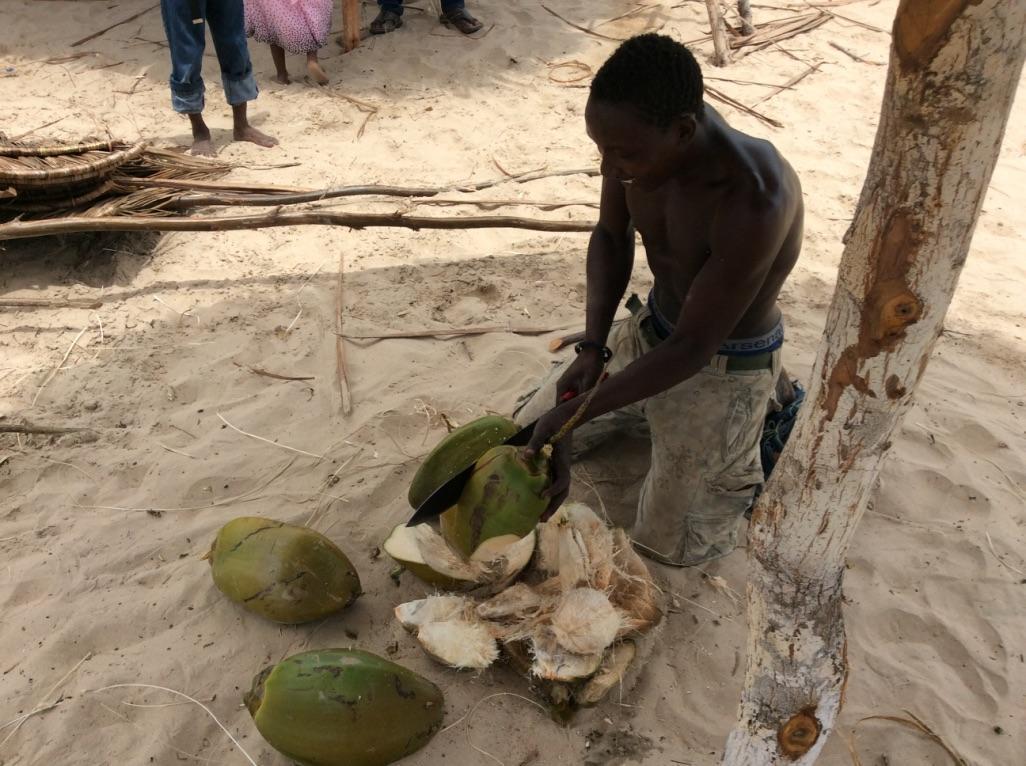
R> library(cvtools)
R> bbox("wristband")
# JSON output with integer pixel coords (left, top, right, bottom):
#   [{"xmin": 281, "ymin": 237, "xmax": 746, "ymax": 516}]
[{"xmin": 574, "ymin": 341, "xmax": 613, "ymax": 363}]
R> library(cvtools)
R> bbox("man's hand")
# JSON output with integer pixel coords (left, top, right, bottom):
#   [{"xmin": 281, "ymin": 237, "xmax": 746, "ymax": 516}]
[
  {"xmin": 555, "ymin": 348, "xmax": 605, "ymax": 405},
  {"xmin": 523, "ymin": 402, "xmax": 575, "ymax": 519}
]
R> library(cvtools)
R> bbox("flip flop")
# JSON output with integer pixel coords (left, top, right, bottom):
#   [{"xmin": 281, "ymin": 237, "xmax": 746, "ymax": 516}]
[{"xmin": 439, "ymin": 8, "xmax": 483, "ymax": 34}]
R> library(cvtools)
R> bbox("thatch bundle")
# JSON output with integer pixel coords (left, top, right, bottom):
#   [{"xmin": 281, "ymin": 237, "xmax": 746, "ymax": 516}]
[
  {"xmin": 0, "ymin": 134, "xmax": 597, "ymax": 241},
  {"xmin": 0, "ymin": 137, "xmax": 230, "ymax": 219}
]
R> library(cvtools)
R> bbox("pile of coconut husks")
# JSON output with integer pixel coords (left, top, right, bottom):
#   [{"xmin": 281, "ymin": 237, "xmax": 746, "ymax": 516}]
[{"xmin": 386, "ymin": 503, "xmax": 664, "ymax": 718}]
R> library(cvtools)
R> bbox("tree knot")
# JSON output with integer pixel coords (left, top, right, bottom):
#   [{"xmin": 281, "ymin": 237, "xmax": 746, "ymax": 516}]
[{"xmin": 778, "ymin": 707, "xmax": 821, "ymax": 760}]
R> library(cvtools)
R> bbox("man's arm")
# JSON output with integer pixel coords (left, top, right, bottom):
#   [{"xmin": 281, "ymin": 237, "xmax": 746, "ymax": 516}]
[
  {"xmin": 584, "ymin": 177, "xmax": 634, "ymax": 347},
  {"xmin": 528, "ymin": 191, "xmax": 791, "ymax": 452}
]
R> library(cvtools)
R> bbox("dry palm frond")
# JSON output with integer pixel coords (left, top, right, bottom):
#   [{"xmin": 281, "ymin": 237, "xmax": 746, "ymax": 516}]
[{"xmin": 0, "ymin": 137, "xmax": 231, "ymax": 222}]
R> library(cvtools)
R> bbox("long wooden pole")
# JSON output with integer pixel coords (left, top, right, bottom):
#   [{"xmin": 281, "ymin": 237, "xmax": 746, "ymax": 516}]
[{"xmin": 0, "ymin": 211, "xmax": 594, "ymax": 241}]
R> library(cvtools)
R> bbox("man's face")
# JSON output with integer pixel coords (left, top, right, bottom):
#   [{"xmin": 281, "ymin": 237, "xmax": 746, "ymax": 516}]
[{"xmin": 585, "ymin": 99, "xmax": 689, "ymax": 190}]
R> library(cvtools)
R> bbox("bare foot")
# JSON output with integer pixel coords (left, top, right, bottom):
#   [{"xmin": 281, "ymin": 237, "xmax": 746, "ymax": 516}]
[
  {"xmin": 270, "ymin": 44, "xmax": 290, "ymax": 86},
  {"xmin": 306, "ymin": 57, "xmax": 329, "ymax": 86},
  {"xmin": 190, "ymin": 136, "xmax": 217, "ymax": 156},
  {"xmin": 187, "ymin": 113, "xmax": 216, "ymax": 156},
  {"xmin": 234, "ymin": 124, "xmax": 278, "ymax": 148}
]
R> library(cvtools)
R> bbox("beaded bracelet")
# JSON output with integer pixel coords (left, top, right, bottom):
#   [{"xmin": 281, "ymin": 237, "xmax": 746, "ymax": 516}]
[{"xmin": 574, "ymin": 340, "xmax": 613, "ymax": 363}]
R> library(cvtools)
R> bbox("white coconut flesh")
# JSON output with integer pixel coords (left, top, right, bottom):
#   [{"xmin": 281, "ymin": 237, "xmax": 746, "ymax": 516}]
[
  {"xmin": 394, "ymin": 595, "xmax": 472, "ymax": 632},
  {"xmin": 550, "ymin": 587, "xmax": 623, "ymax": 655},
  {"xmin": 530, "ymin": 627, "xmax": 603, "ymax": 681},
  {"xmin": 578, "ymin": 640, "xmax": 637, "ymax": 705},
  {"xmin": 417, "ymin": 619, "xmax": 499, "ymax": 669}
]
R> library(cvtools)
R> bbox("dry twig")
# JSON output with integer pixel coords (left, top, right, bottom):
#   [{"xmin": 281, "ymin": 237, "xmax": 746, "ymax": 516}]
[{"xmin": 71, "ymin": 4, "xmax": 159, "ymax": 47}]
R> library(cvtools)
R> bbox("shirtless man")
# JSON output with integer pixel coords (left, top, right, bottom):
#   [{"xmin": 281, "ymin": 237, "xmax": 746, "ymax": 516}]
[
  {"xmin": 517, "ymin": 34, "xmax": 803, "ymax": 567},
  {"xmin": 161, "ymin": 0, "xmax": 277, "ymax": 156}
]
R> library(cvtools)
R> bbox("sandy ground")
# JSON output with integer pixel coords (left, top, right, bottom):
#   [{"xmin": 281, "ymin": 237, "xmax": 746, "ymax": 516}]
[{"xmin": 2, "ymin": 1, "xmax": 1025, "ymax": 764}]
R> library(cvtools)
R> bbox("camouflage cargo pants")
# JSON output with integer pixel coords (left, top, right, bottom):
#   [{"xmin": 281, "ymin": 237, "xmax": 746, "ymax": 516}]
[{"xmin": 514, "ymin": 304, "xmax": 781, "ymax": 567}]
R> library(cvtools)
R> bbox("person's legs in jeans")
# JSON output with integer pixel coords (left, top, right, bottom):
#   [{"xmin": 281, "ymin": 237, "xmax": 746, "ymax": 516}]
[
  {"xmin": 205, "ymin": 0, "xmax": 277, "ymax": 148},
  {"xmin": 160, "ymin": 0, "xmax": 211, "ymax": 154}
]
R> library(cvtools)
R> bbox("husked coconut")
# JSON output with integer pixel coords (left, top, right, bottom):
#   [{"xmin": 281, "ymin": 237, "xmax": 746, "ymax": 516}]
[
  {"xmin": 414, "ymin": 524, "xmax": 490, "ymax": 583},
  {"xmin": 417, "ymin": 619, "xmax": 499, "ymax": 670},
  {"xmin": 530, "ymin": 626, "xmax": 603, "ymax": 681},
  {"xmin": 578, "ymin": 641, "xmax": 637, "ymax": 706},
  {"xmin": 535, "ymin": 513, "xmax": 564, "ymax": 575},
  {"xmin": 474, "ymin": 530, "xmax": 537, "ymax": 591},
  {"xmin": 568, "ymin": 508, "xmax": 615, "ymax": 590},
  {"xmin": 558, "ymin": 528, "xmax": 591, "ymax": 591},
  {"xmin": 383, "ymin": 523, "xmax": 480, "ymax": 589},
  {"xmin": 550, "ymin": 588, "xmax": 623, "ymax": 655},
  {"xmin": 475, "ymin": 583, "xmax": 544, "ymax": 620},
  {"xmin": 395, "ymin": 596, "xmax": 473, "ymax": 632},
  {"xmin": 609, "ymin": 529, "xmax": 663, "ymax": 634}
]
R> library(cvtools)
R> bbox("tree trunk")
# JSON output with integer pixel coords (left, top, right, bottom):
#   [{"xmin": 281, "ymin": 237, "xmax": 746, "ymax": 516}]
[
  {"xmin": 704, "ymin": 0, "xmax": 731, "ymax": 67},
  {"xmin": 342, "ymin": 0, "xmax": 361, "ymax": 52},
  {"xmin": 724, "ymin": 1, "xmax": 1026, "ymax": 763},
  {"xmin": 737, "ymin": 0, "xmax": 754, "ymax": 36}
]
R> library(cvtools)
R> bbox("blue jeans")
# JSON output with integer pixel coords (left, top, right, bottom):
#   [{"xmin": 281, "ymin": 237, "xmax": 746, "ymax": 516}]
[
  {"xmin": 160, "ymin": 0, "xmax": 258, "ymax": 114},
  {"xmin": 379, "ymin": 0, "xmax": 465, "ymax": 14}
]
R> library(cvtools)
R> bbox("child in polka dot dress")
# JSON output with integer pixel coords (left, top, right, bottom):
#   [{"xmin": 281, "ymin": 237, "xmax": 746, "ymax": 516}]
[{"xmin": 245, "ymin": 0, "xmax": 334, "ymax": 85}]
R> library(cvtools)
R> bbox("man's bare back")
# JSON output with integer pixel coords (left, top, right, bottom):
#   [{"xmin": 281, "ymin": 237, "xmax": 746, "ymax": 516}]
[{"xmin": 525, "ymin": 34, "xmax": 804, "ymax": 526}]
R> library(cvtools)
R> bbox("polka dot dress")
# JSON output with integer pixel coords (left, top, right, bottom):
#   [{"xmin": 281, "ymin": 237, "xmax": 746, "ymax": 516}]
[{"xmin": 245, "ymin": 0, "xmax": 333, "ymax": 54}]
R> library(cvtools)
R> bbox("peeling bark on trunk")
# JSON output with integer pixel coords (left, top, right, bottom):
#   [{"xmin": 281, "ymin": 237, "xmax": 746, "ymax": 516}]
[{"xmin": 723, "ymin": 1, "xmax": 1026, "ymax": 763}]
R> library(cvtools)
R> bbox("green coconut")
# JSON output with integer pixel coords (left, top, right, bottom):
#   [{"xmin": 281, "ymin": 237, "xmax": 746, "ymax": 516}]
[
  {"xmin": 408, "ymin": 415, "xmax": 520, "ymax": 509},
  {"xmin": 207, "ymin": 516, "xmax": 360, "ymax": 624},
  {"xmin": 245, "ymin": 649, "xmax": 444, "ymax": 766},
  {"xmin": 441, "ymin": 444, "xmax": 550, "ymax": 557}
]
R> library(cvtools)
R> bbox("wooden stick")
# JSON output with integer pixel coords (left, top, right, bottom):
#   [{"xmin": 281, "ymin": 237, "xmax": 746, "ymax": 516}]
[
  {"xmin": 0, "ymin": 422, "xmax": 95, "ymax": 435},
  {"xmin": 341, "ymin": 0, "xmax": 361, "ymax": 52},
  {"xmin": 705, "ymin": 85, "xmax": 783, "ymax": 128},
  {"xmin": 116, "ymin": 176, "xmax": 307, "ymax": 194},
  {"xmin": 829, "ymin": 40, "xmax": 883, "ymax": 65},
  {"xmin": 0, "ymin": 211, "xmax": 595, "ymax": 241},
  {"xmin": 753, "ymin": 61, "xmax": 822, "ymax": 105},
  {"xmin": 340, "ymin": 324, "xmax": 569, "ymax": 341},
  {"xmin": 704, "ymin": 0, "xmax": 732, "ymax": 66},
  {"xmin": 547, "ymin": 330, "xmax": 587, "ymax": 353},
  {"xmin": 540, "ymin": 4, "xmax": 626, "ymax": 42},
  {"xmin": 32, "ymin": 326, "xmax": 88, "ymax": 407},
  {"xmin": 335, "ymin": 254, "xmax": 352, "ymax": 415},
  {"xmin": 0, "ymin": 297, "xmax": 103, "ymax": 310},
  {"xmin": 70, "ymin": 4, "xmax": 159, "ymax": 47},
  {"xmin": 738, "ymin": 0, "xmax": 755, "ymax": 35},
  {"xmin": 169, "ymin": 167, "xmax": 600, "ymax": 208},
  {"xmin": 231, "ymin": 362, "xmax": 314, "ymax": 382}
]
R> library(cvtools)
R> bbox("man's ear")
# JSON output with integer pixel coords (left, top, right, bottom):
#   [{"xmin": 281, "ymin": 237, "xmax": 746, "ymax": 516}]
[{"xmin": 677, "ymin": 114, "xmax": 697, "ymax": 145}]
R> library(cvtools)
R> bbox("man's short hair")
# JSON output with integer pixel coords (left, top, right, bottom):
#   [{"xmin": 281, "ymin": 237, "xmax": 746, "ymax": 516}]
[{"xmin": 590, "ymin": 33, "xmax": 705, "ymax": 127}]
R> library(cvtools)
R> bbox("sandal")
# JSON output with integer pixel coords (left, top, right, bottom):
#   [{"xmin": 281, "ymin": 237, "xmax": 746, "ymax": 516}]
[
  {"xmin": 369, "ymin": 9, "xmax": 403, "ymax": 35},
  {"xmin": 440, "ymin": 8, "xmax": 483, "ymax": 35}
]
